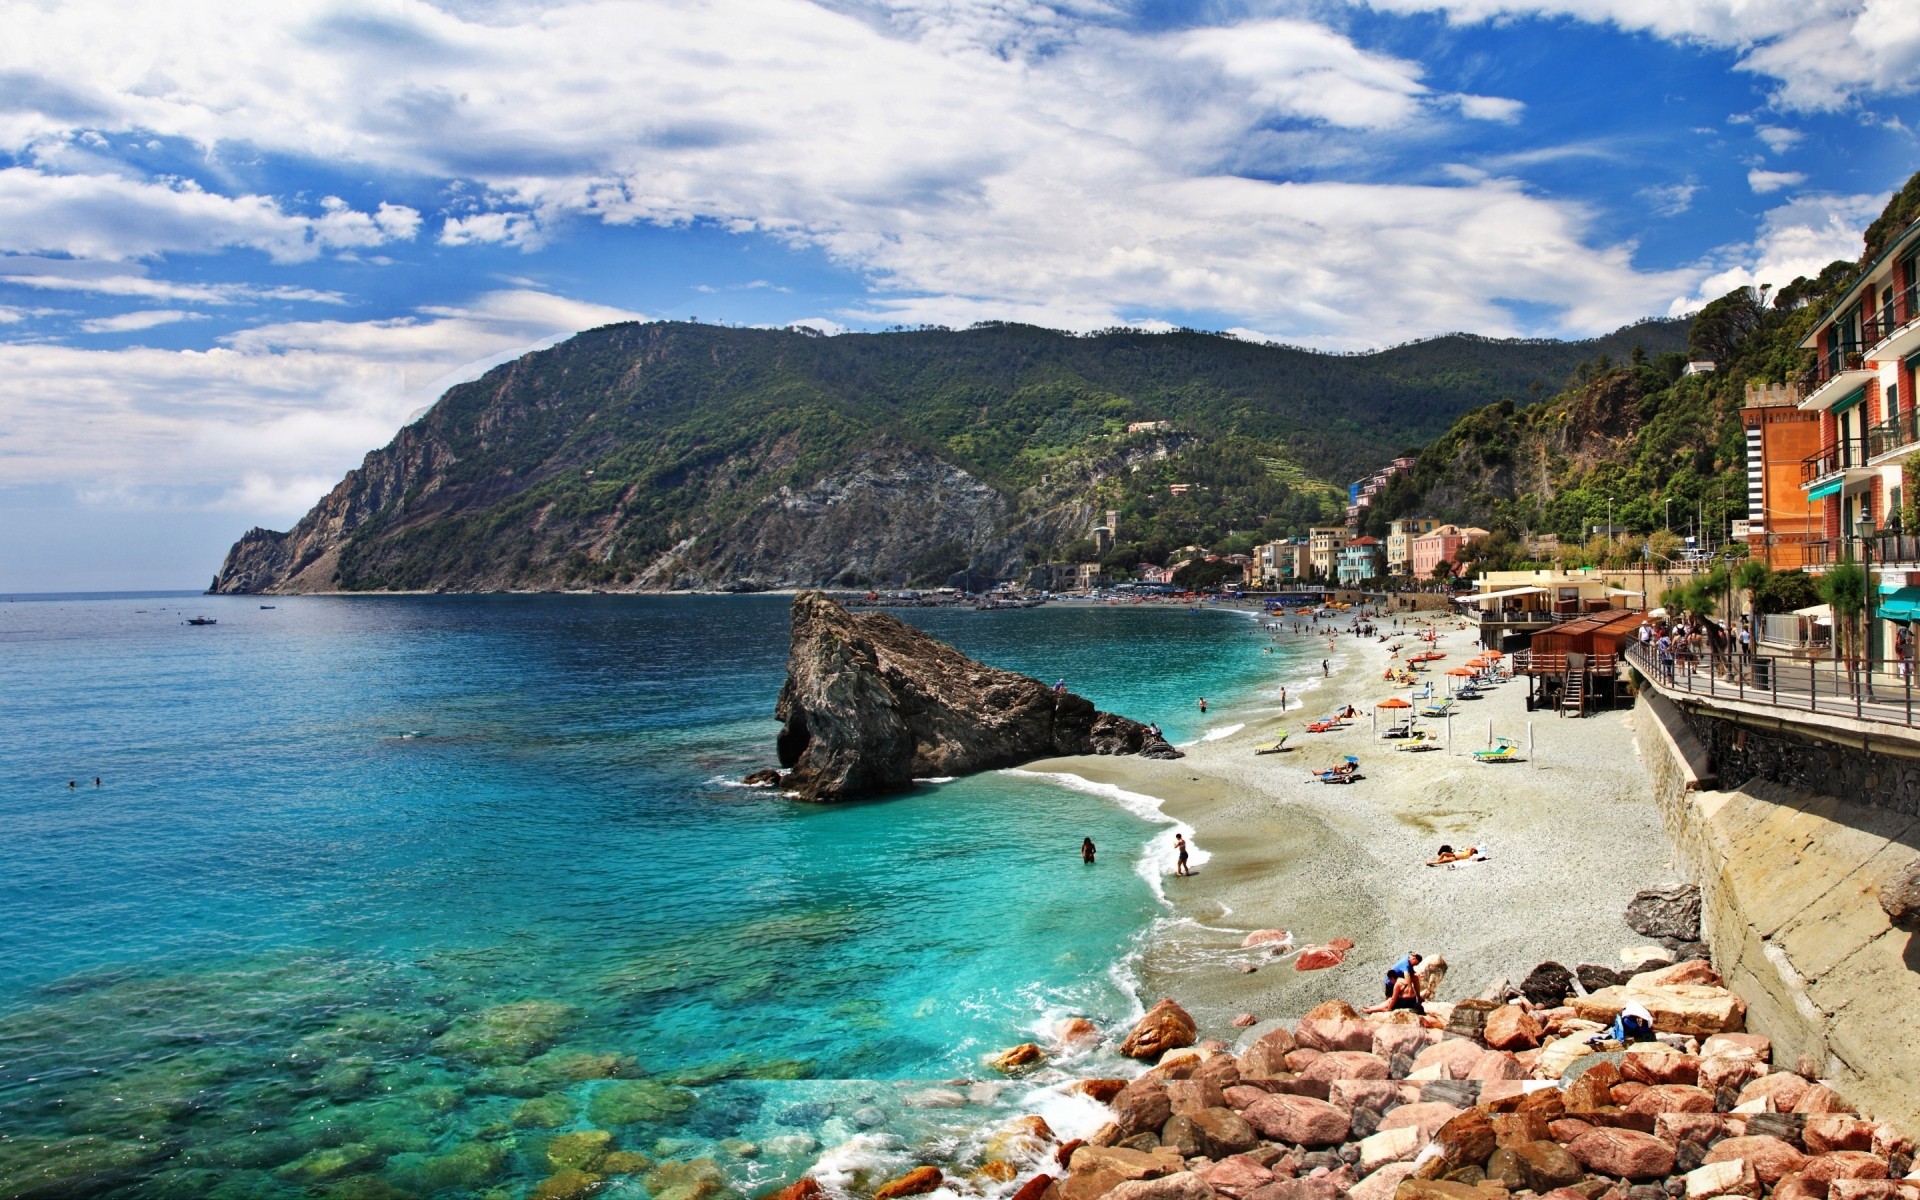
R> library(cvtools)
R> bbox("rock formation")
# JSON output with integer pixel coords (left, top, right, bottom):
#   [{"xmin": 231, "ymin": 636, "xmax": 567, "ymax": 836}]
[{"xmin": 765, "ymin": 591, "xmax": 1179, "ymax": 801}]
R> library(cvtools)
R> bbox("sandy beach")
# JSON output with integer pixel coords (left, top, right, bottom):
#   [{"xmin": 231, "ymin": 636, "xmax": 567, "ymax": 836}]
[{"xmin": 1025, "ymin": 609, "xmax": 1679, "ymax": 1035}]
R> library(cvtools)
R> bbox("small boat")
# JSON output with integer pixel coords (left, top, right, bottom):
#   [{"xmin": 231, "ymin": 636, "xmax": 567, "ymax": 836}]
[
  {"xmin": 259, "ymin": 605, "xmax": 276, "ymax": 609},
  {"xmin": 186, "ymin": 616, "xmax": 217, "ymax": 626}
]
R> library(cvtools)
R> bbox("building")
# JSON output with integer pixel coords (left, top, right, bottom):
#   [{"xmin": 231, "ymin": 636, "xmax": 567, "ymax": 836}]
[
  {"xmin": 1127, "ymin": 421, "xmax": 1172, "ymax": 434},
  {"xmin": 1344, "ymin": 458, "xmax": 1419, "ymax": 525},
  {"xmin": 1742, "ymin": 383, "xmax": 1824, "ymax": 568},
  {"xmin": 1027, "ymin": 562, "xmax": 1105, "ymax": 592},
  {"xmin": 1307, "ymin": 526, "xmax": 1348, "ymax": 579},
  {"xmin": 1335, "ymin": 537, "xmax": 1384, "ymax": 586},
  {"xmin": 1387, "ymin": 518, "xmax": 1441, "ymax": 576},
  {"xmin": 1410, "ymin": 524, "xmax": 1490, "ymax": 581},
  {"xmin": 1795, "ymin": 210, "xmax": 1920, "ymax": 670},
  {"xmin": 1457, "ymin": 570, "xmax": 1624, "ymax": 648}
]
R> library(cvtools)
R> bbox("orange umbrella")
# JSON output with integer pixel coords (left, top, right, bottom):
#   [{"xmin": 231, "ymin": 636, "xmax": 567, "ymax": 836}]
[
  {"xmin": 1447, "ymin": 667, "xmax": 1476, "ymax": 677},
  {"xmin": 1378, "ymin": 696, "xmax": 1413, "ymax": 708},
  {"xmin": 1467, "ymin": 658, "xmax": 1489, "ymax": 667},
  {"xmin": 1485, "ymin": 650, "xmax": 1505, "ymax": 659}
]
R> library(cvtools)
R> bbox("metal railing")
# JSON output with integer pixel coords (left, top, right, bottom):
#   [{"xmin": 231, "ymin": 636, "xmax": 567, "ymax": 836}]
[
  {"xmin": 1627, "ymin": 641, "xmax": 1920, "ymax": 728},
  {"xmin": 1801, "ymin": 533, "xmax": 1920, "ymax": 567},
  {"xmin": 1862, "ymin": 285, "xmax": 1919, "ymax": 349},
  {"xmin": 1802, "ymin": 438, "xmax": 1866, "ymax": 483},
  {"xmin": 1513, "ymin": 650, "xmax": 1618, "ymax": 677},
  {"xmin": 1797, "ymin": 349, "xmax": 1868, "ymax": 400},
  {"xmin": 1868, "ymin": 406, "xmax": 1920, "ymax": 459}
]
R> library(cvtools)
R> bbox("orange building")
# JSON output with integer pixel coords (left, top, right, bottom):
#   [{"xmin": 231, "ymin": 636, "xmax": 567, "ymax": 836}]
[{"xmin": 1741, "ymin": 384, "xmax": 1824, "ymax": 568}]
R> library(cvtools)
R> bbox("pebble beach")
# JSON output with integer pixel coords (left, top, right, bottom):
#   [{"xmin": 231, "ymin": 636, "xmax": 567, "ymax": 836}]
[{"xmin": 1024, "ymin": 609, "xmax": 1681, "ymax": 1031}]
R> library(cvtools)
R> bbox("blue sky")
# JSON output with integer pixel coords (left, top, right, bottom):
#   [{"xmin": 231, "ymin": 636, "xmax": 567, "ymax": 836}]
[{"xmin": 2, "ymin": 0, "xmax": 1918, "ymax": 590}]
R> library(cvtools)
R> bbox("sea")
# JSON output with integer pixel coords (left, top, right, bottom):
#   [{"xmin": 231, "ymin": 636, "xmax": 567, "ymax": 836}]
[{"xmin": 0, "ymin": 593, "xmax": 1326, "ymax": 1200}]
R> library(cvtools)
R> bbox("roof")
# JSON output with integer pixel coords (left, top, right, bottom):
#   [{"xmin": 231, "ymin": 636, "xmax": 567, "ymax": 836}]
[
  {"xmin": 1347, "ymin": 536, "xmax": 1381, "ymax": 546},
  {"xmin": 1454, "ymin": 585, "xmax": 1547, "ymax": 604}
]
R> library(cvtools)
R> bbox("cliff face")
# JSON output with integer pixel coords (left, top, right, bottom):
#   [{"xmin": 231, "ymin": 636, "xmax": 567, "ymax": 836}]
[
  {"xmin": 768, "ymin": 591, "xmax": 1178, "ymax": 800},
  {"xmin": 210, "ymin": 318, "xmax": 1690, "ymax": 595}
]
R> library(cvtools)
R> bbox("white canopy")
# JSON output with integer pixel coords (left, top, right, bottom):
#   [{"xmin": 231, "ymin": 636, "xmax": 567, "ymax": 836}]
[
  {"xmin": 1606, "ymin": 587, "xmax": 1643, "ymax": 596},
  {"xmin": 1454, "ymin": 586, "xmax": 1547, "ymax": 605},
  {"xmin": 1794, "ymin": 603, "xmax": 1834, "ymax": 625}
]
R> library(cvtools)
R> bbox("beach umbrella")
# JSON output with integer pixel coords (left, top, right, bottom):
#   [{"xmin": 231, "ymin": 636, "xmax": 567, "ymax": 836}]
[
  {"xmin": 1447, "ymin": 667, "xmax": 1475, "ymax": 677},
  {"xmin": 1378, "ymin": 696, "xmax": 1412, "ymax": 708},
  {"xmin": 1486, "ymin": 650, "xmax": 1505, "ymax": 659}
]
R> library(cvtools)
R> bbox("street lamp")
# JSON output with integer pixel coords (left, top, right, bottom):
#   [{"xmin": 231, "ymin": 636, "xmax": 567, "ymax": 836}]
[{"xmin": 1665, "ymin": 498, "xmax": 1671, "ymax": 533}]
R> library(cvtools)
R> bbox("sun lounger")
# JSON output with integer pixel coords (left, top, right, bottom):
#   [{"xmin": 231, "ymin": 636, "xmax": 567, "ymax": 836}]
[
  {"xmin": 1253, "ymin": 731, "xmax": 1291, "ymax": 754},
  {"xmin": 1474, "ymin": 737, "xmax": 1522, "ymax": 763}
]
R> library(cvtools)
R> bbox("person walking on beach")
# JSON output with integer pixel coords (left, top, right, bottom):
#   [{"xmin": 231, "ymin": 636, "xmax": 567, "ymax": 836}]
[
  {"xmin": 1173, "ymin": 834, "xmax": 1191, "ymax": 876},
  {"xmin": 1081, "ymin": 837, "xmax": 1096, "ymax": 864},
  {"xmin": 1280, "ymin": 686, "xmax": 1287, "ymax": 708},
  {"xmin": 1321, "ymin": 659, "xmax": 1329, "ymax": 677}
]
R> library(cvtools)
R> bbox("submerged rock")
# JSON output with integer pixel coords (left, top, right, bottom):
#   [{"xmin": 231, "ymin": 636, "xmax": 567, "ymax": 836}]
[{"xmin": 766, "ymin": 591, "xmax": 1179, "ymax": 800}]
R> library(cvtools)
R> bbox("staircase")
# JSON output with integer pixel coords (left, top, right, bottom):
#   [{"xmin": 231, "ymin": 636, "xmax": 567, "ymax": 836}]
[{"xmin": 1559, "ymin": 668, "xmax": 1585, "ymax": 717}]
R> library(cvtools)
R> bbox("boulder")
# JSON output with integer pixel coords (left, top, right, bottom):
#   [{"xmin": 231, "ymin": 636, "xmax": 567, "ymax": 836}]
[
  {"xmin": 1393, "ymin": 1180, "xmax": 1508, "ymax": 1200},
  {"xmin": 1241, "ymin": 1094, "xmax": 1353, "ymax": 1146},
  {"xmin": 1415, "ymin": 1109, "xmax": 1497, "ymax": 1179},
  {"xmin": 1123, "ymin": 1001, "xmax": 1200, "ymax": 1061},
  {"xmin": 1114, "ymin": 1080, "xmax": 1174, "ymax": 1137},
  {"xmin": 1740, "ymin": 1075, "xmax": 1811, "ymax": 1113},
  {"xmin": 1168, "ymin": 1078, "xmax": 1229, "ymax": 1116},
  {"xmin": 1467, "ymin": 1051, "xmax": 1528, "ymax": 1082},
  {"xmin": 1698, "ymin": 1056, "xmax": 1764, "ymax": 1096},
  {"xmin": 1805, "ymin": 1118, "xmax": 1878, "ymax": 1155},
  {"xmin": 1521, "ymin": 963, "xmax": 1576, "ymax": 1008},
  {"xmin": 1233, "ymin": 1014, "xmax": 1258, "ymax": 1028},
  {"xmin": 1684, "ymin": 1159, "xmax": 1761, "ymax": 1199},
  {"xmin": 1243, "ymin": 930, "xmax": 1295, "ymax": 950},
  {"xmin": 1570, "ymin": 985, "xmax": 1746, "ymax": 1037},
  {"xmin": 1828, "ymin": 1183, "xmax": 1920, "ymax": 1200},
  {"xmin": 1374, "ymin": 1023, "xmax": 1440, "ymax": 1063},
  {"xmin": 1358, "ymin": 1127, "xmax": 1426, "ymax": 1175},
  {"xmin": 1295, "ymin": 1019, "xmax": 1377, "ymax": 1053},
  {"xmin": 1301, "ymin": 1052, "xmax": 1389, "ymax": 1082},
  {"xmin": 1620, "ymin": 1048, "xmax": 1699, "ymax": 1086},
  {"xmin": 1704, "ymin": 1137, "xmax": 1808, "ymax": 1185},
  {"xmin": 1412, "ymin": 1039, "xmax": 1486, "ymax": 1080},
  {"xmin": 1484, "ymin": 1007, "xmax": 1543, "ymax": 1052},
  {"xmin": 1186, "ymin": 1109, "xmax": 1260, "ymax": 1159},
  {"xmin": 1793, "ymin": 1085, "xmax": 1855, "ymax": 1116},
  {"xmin": 1446, "ymin": 1000, "xmax": 1499, "ymax": 1042},
  {"xmin": 1059, "ymin": 1018, "xmax": 1104, "ymax": 1048},
  {"xmin": 1655, "ymin": 1114, "xmax": 1736, "ymax": 1148},
  {"xmin": 1294, "ymin": 946, "xmax": 1350, "ymax": 972},
  {"xmin": 1567, "ymin": 1128, "xmax": 1678, "ymax": 1180},
  {"xmin": 1801, "ymin": 1152, "xmax": 1889, "ymax": 1191},
  {"xmin": 1349, "ymin": 1164, "xmax": 1419, "ymax": 1200},
  {"xmin": 1625, "ymin": 885, "xmax": 1702, "ymax": 941},
  {"xmin": 1075, "ymin": 1079, "xmax": 1130, "ymax": 1104},
  {"xmin": 1579, "ymin": 964, "xmax": 1631, "ymax": 992},
  {"xmin": 1203, "ymin": 1156, "xmax": 1276, "ymax": 1198},
  {"xmin": 1633, "ymin": 960, "xmax": 1722, "ymax": 989},
  {"xmin": 1011, "ymin": 1177, "xmax": 1056, "ymax": 1200},
  {"xmin": 874, "ymin": 1167, "xmax": 944, "ymax": 1200},
  {"xmin": 992, "ymin": 1044, "xmax": 1049, "ymax": 1074},
  {"xmin": 1511, "ymin": 1140, "xmax": 1586, "ymax": 1192},
  {"xmin": 1380, "ymin": 1102, "xmax": 1464, "ymax": 1140},
  {"xmin": 1878, "ymin": 858, "xmax": 1920, "ymax": 931},
  {"xmin": 1703, "ymin": 1034, "xmax": 1771, "ymax": 1061},
  {"xmin": 773, "ymin": 592, "xmax": 1172, "ymax": 800},
  {"xmin": 1107, "ymin": 1171, "xmax": 1217, "ymax": 1200},
  {"xmin": 1626, "ymin": 1086, "xmax": 1716, "ymax": 1116},
  {"xmin": 1241, "ymin": 1028, "xmax": 1298, "ymax": 1079}
]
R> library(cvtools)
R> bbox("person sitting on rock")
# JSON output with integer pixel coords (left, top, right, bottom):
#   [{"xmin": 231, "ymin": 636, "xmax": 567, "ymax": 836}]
[
  {"xmin": 1365, "ymin": 969, "xmax": 1425, "ymax": 1016},
  {"xmin": 1591, "ymin": 999, "xmax": 1655, "ymax": 1046},
  {"xmin": 1385, "ymin": 952, "xmax": 1423, "ymax": 997}
]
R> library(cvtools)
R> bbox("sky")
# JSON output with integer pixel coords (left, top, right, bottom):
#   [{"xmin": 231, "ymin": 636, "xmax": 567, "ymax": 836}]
[{"xmin": 2, "ymin": 0, "xmax": 1918, "ymax": 591}]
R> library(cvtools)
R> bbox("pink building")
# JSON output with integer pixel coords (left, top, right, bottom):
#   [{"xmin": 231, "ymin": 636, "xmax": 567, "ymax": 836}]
[{"xmin": 1410, "ymin": 524, "xmax": 1489, "ymax": 580}]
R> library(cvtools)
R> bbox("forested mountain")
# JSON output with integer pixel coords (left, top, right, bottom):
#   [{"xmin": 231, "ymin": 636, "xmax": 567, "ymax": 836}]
[{"xmin": 211, "ymin": 318, "xmax": 1687, "ymax": 593}]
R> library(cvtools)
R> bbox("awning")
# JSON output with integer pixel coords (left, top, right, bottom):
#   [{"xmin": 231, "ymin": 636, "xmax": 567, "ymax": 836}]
[
  {"xmin": 1807, "ymin": 478, "xmax": 1843, "ymax": 501},
  {"xmin": 1880, "ymin": 587, "xmax": 1920, "ymax": 622},
  {"xmin": 1454, "ymin": 585, "xmax": 1547, "ymax": 605},
  {"xmin": 1606, "ymin": 587, "xmax": 1643, "ymax": 596}
]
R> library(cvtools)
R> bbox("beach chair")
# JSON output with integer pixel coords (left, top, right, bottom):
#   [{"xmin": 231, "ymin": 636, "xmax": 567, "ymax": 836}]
[
  {"xmin": 1474, "ymin": 737, "xmax": 1522, "ymax": 763},
  {"xmin": 1253, "ymin": 730, "xmax": 1291, "ymax": 754},
  {"xmin": 1312, "ymin": 756, "xmax": 1361, "ymax": 784},
  {"xmin": 1380, "ymin": 718, "xmax": 1415, "ymax": 739},
  {"xmin": 1396, "ymin": 732, "xmax": 1442, "ymax": 752},
  {"xmin": 1420, "ymin": 698, "xmax": 1452, "ymax": 718}
]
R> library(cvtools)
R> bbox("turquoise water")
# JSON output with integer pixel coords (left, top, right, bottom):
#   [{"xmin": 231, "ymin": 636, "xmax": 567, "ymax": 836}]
[{"xmin": 0, "ymin": 594, "xmax": 1298, "ymax": 1199}]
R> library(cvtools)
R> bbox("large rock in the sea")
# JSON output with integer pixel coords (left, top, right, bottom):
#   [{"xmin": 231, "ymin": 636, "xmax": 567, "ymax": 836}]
[
  {"xmin": 771, "ymin": 591, "xmax": 1178, "ymax": 799},
  {"xmin": 1120, "ymin": 1000, "xmax": 1199, "ymax": 1061}
]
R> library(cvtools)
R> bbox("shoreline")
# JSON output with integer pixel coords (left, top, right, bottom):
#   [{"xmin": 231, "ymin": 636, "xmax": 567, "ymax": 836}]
[{"xmin": 1026, "ymin": 609, "xmax": 1680, "ymax": 1035}]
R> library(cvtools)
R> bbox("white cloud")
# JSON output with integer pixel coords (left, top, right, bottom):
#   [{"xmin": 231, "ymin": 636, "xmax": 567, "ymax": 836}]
[
  {"xmin": 1748, "ymin": 168, "xmax": 1808, "ymax": 193},
  {"xmin": 78, "ymin": 309, "xmax": 208, "ymax": 333},
  {"xmin": 439, "ymin": 210, "xmax": 546, "ymax": 250},
  {"xmin": 1639, "ymin": 181, "xmax": 1700, "ymax": 216},
  {"xmin": 0, "ymin": 167, "xmax": 419, "ymax": 262},
  {"xmin": 1454, "ymin": 94, "xmax": 1526, "ymax": 122},
  {"xmin": 1348, "ymin": 0, "xmax": 1920, "ymax": 111},
  {"xmin": 0, "ymin": 289, "xmax": 646, "ymax": 520},
  {"xmin": 1669, "ymin": 191, "xmax": 1887, "ymax": 314},
  {"xmin": 1756, "ymin": 124, "xmax": 1803, "ymax": 153},
  {"xmin": 0, "ymin": 258, "xmax": 347, "ymax": 305}
]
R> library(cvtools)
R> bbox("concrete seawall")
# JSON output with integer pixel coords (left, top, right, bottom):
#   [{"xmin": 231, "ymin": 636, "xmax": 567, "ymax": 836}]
[{"xmin": 1631, "ymin": 689, "xmax": 1920, "ymax": 1132}]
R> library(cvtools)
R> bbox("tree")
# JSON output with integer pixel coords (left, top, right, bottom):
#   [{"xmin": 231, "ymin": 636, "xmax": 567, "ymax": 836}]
[
  {"xmin": 1820, "ymin": 560, "xmax": 1869, "ymax": 693},
  {"xmin": 1688, "ymin": 286, "xmax": 1766, "ymax": 366}
]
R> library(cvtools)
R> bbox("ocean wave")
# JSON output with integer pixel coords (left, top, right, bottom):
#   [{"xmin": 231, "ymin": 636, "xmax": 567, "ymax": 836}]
[
  {"xmin": 1201, "ymin": 722, "xmax": 1244, "ymax": 742},
  {"xmin": 1001, "ymin": 769, "xmax": 1210, "ymax": 906}
]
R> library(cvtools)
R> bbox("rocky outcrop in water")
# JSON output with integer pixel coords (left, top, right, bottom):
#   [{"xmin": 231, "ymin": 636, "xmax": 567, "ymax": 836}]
[{"xmin": 764, "ymin": 591, "xmax": 1179, "ymax": 801}]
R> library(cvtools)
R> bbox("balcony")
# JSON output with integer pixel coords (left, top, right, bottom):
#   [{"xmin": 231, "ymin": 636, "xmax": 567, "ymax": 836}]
[
  {"xmin": 1865, "ymin": 284, "xmax": 1920, "ymax": 363},
  {"xmin": 1868, "ymin": 406, "xmax": 1920, "ymax": 463},
  {"xmin": 1801, "ymin": 440, "xmax": 1875, "ymax": 487},
  {"xmin": 1796, "ymin": 349, "xmax": 1875, "ymax": 411},
  {"xmin": 1803, "ymin": 534, "xmax": 1920, "ymax": 568}
]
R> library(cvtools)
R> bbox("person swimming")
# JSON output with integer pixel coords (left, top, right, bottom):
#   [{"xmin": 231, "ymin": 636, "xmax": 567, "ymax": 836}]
[{"xmin": 1081, "ymin": 837, "xmax": 1096, "ymax": 864}]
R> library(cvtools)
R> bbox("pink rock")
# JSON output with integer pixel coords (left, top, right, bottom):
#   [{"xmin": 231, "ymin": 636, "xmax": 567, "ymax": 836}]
[
  {"xmin": 1202, "ymin": 1154, "xmax": 1276, "ymax": 1198},
  {"xmin": 1232, "ymin": 1014, "xmax": 1259, "ymax": 1028},
  {"xmin": 1795, "ymin": 1085, "xmax": 1856, "ymax": 1116},
  {"xmin": 1239, "ymin": 1027, "xmax": 1297, "ymax": 1079},
  {"xmin": 1567, "ymin": 1127, "xmax": 1678, "ymax": 1180},
  {"xmin": 1328, "ymin": 1079, "xmax": 1413, "ymax": 1113},
  {"xmin": 1828, "ymin": 1183, "xmax": 1920, "ymax": 1200},
  {"xmin": 1740, "ymin": 1073, "xmax": 1811, "ymax": 1112},
  {"xmin": 1621, "ymin": 1049, "xmax": 1700, "ymax": 1086},
  {"xmin": 1240, "ymin": 1093, "xmax": 1352, "ymax": 1147},
  {"xmin": 1372, "ymin": 1022, "xmax": 1439, "ymax": 1062},
  {"xmin": 1467, "ymin": 1050, "xmax": 1528, "ymax": 1081},
  {"xmin": 1805, "ymin": 1117, "xmax": 1878, "ymax": 1155},
  {"xmin": 1106, "ymin": 1172, "xmax": 1216, "ymax": 1200},
  {"xmin": 1293, "ymin": 1018, "xmax": 1375, "ymax": 1053},
  {"xmin": 1378, "ymin": 1101, "xmax": 1462, "ymax": 1140},
  {"xmin": 1479, "ymin": 1079, "xmax": 1532, "ymax": 1107},
  {"xmin": 1635, "ymin": 960, "xmax": 1723, "ymax": 988},
  {"xmin": 1655, "ymin": 1114, "xmax": 1733, "ymax": 1147},
  {"xmin": 1484, "ymin": 1005, "xmax": 1543, "ymax": 1051},
  {"xmin": 1282, "ymin": 1047, "xmax": 1324, "ymax": 1074},
  {"xmin": 1411, "ymin": 1038, "xmax": 1485, "ymax": 1080},
  {"xmin": 1703, "ymin": 1033, "xmax": 1772, "ymax": 1062},
  {"xmin": 1704, "ymin": 1137, "xmax": 1808, "ymax": 1186},
  {"xmin": 1222, "ymin": 1085, "xmax": 1270, "ymax": 1112},
  {"xmin": 1242, "ymin": 930, "xmax": 1293, "ymax": 949},
  {"xmin": 1802, "ymin": 1152, "xmax": 1889, "ymax": 1191},
  {"xmin": 1627, "ymin": 1085, "xmax": 1717, "ymax": 1116},
  {"xmin": 1345, "ymin": 1163, "xmax": 1416, "ymax": 1200},
  {"xmin": 1294, "ymin": 945, "xmax": 1347, "ymax": 971},
  {"xmin": 1300, "ymin": 1051, "xmax": 1389, "ymax": 1082},
  {"xmin": 1698, "ymin": 1056, "xmax": 1765, "ymax": 1095}
]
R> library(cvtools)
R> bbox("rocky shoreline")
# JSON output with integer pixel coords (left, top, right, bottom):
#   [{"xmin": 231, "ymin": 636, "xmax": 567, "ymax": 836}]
[{"xmin": 772, "ymin": 952, "xmax": 1909, "ymax": 1200}]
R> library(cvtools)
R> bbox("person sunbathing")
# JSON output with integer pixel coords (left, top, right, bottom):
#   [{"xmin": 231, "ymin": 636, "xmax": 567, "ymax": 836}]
[{"xmin": 1425, "ymin": 845, "xmax": 1478, "ymax": 866}]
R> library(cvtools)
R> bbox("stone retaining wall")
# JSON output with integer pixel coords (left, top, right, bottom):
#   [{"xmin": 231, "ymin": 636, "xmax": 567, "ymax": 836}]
[{"xmin": 1631, "ymin": 693, "xmax": 1920, "ymax": 1134}]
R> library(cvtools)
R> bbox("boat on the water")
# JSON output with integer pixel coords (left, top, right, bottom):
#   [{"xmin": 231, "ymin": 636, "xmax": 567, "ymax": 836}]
[
  {"xmin": 259, "ymin": 605, "xmax": 275, "ymax": 609},
  {"xmin": 185, "ymin": 617, "xmax": 217, "ymax": 625}
]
